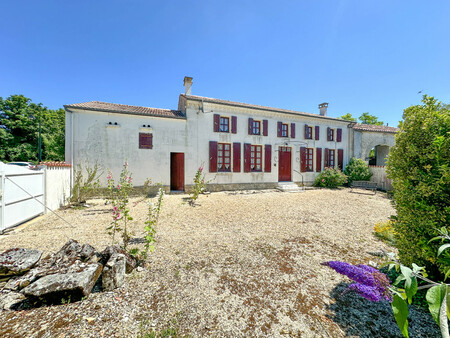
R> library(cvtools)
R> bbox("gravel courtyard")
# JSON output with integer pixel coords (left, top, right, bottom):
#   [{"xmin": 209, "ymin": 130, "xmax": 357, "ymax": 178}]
[{"xmin": 0, "ymin": 188, "xmax": 422, "ymax": 337}]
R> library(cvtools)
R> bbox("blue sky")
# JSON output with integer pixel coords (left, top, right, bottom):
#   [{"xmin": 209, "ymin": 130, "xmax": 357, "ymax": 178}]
[{"xmin": 1, "ymin": 0, "xmax": 449, "ymax": 126}]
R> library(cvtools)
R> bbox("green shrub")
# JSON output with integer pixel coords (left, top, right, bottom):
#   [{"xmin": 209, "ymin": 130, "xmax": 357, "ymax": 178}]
[
  {"xmin": 314, "ymin": 167, "xmax": 347, "ymax": 188},
  {"xmin": 386, "ymin": 95, "xmax": 450, "ymax": 278},
  {"xmin": 344, "ymin": 157, "xmax": 372, "ymax": 184}
]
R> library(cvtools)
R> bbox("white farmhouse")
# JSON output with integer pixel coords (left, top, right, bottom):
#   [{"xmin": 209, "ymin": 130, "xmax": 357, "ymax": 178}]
[{"xmin": 65, "ymin": 77, "xmax": 398, "ymax": 191}]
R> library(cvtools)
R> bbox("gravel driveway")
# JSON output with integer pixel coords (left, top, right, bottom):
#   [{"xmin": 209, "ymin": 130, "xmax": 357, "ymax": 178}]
[{"xmin": 0, "ymin": 188, "xmax": 402, "ymax": 337}]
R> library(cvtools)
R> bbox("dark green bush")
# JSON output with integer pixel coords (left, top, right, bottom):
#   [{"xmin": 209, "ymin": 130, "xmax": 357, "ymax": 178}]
[
  {"xmin": 386, "ymin": 95, "xmax": 450, "ymax": 278},
  {"xmin": 314, "ymin": 167, "xmax": 347, "ymax": 188},
  {"xmin": 344, "ymin": 157, "xmax": 372, "ymax": 184}
]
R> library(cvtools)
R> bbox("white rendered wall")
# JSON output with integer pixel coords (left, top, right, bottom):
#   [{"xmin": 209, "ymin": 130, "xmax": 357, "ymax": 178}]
[{"xmin": 44, "ymin": 166, "xmax": 71, "ymax": 211}]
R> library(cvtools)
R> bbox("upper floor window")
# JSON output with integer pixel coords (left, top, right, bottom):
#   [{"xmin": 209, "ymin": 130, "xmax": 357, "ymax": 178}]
[
  {"xmin": 139, "ymin": 133, "xmax": 153, "ymax": 149},
  {"xmin": 252, "ymin": 120, "xmax": 261, "ymax": 135},
  {"xmin": 305, "ymin": 125, "xmax": 313, "ymax": 139},
  {"xmin": 220, "ymin": 117, "xmax": 229, "ymax": 132},
  {"xmin": 250, "ymin": 145, "xmax": 262, "ymax": 171},
  {"xmin": 327, "ymin": 128, "xmax": 335, "ymax": 141},
  {"xmin": 217, "ymin": 143, "xmax": 231, "ymax": 172},
  {"xmin": 281, "ymin": 123, "xmax": 288, "ymax": 137}
]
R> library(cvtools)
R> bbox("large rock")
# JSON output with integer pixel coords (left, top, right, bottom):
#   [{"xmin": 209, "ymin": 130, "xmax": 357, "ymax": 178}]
[
  {"xmin": 22, "ymin": 261, "xmax": 102, "ymax": 304},
  {"xmin": 102, "ymin": 253, "xmax": 126, "ymax": 291},
  {"xmin": 100, "ymin": 245, "xmax": 136, "ymax": 273},
  {"xmin": 39, "ymin": 240, "xmax": 96, "ymax": 267},
  {"xmin": 0, "ymin": 291, "xmax": 26, "ymax": 310},
  {"xmin": 0, "ymin": 248, "xmax": 42, "ymax": 277}
]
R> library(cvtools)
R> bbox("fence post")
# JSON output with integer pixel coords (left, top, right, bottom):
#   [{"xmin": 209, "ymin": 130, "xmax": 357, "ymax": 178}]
[
  {"xmin": 0, "ymin": 170, "xmax": 5, "ymax": 232},
  {"xmin": 43, "ymin": 167, "xmax": 47, "ymax": 214}
]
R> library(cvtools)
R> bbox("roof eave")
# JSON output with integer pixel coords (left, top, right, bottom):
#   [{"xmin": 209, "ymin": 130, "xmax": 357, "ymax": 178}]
[{"xmin": 64, "ymin": 105, "xmax": 186, "ymax": 120}]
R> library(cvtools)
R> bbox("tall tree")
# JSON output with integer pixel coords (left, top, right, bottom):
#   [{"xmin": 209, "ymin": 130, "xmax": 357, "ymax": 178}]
[
  {"xmin": 338, "ymin": 113, "xmax": 357, "ymax": 122},
  {"xmin": 359, "ymin": 112, "xmax": 383, "ymax": 125},
  {"xmin": 0, "ymin": 95, "xmax": 65, "ymax": 162}
]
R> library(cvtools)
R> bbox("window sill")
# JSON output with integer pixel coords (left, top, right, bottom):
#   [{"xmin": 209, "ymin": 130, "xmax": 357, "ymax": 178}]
[{"xmin": 139, "ymin": 127, "xmax": 153, "ymax": 132}]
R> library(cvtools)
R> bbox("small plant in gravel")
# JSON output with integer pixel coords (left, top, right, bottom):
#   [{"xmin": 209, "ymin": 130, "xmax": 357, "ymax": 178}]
[
  {"xmin": 343, "ymin": 157, "xmax": 372, "ymax": 185},
  {"xmin": 142, "ymin": 186, "xmax": 164, "ymax": 259},
  {"xmin": 106, "ymin": 161, "xmax": 134, "ymax": 249},
  {"xmin": 189, "ymin": 165, "xmax": 207, "ymax": 206},
  {"xmin": 314, "ymin": 167, "xmax": 347, "ymax": 188},
  {"xmin": 374, "ymin": 220, "xmax": 396, "ymax": 245},
  {"xmin": 70, "ymin": 162, "xmax": 102, "ymax": 205}
]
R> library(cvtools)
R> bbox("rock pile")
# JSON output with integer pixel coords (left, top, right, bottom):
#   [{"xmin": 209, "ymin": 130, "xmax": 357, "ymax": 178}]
[{"xmin": 0, "ymin": 240, "xmax": 137, "ymax": 310}]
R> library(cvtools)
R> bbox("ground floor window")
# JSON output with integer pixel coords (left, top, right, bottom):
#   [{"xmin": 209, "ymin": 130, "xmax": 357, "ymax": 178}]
[
  {"xmin": 250, "ymin": 145, "xmax": 262, "ymax": 171},
  {"xmin": 217, "ymin": 143, "xmax": 231, "ymax": 172},
  {"xmin": 329, "ymin": 149, "xmax": 335, "ymax": 168},
  {"xmin": 306, "ymin": 148, "xmax": 314, "ymax": 171}
]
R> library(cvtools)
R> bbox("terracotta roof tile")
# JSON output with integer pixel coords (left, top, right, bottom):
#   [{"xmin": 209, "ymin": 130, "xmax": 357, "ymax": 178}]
[
  {"xmin": 352, "ymin": 123, "xmax": 399, "ymax": 133},
  {"xmin": 181, "ymin": 94, "xmax": 351, "ymax": 122},
  {"xmin": 64, "ymin": 101, "xmax": 185, "ymax": 119}
]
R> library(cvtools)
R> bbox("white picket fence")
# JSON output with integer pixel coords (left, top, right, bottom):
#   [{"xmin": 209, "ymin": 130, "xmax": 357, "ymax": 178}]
[{"xmin": 0, "ymin": 162, "xmax": 71, "ymax": 233}]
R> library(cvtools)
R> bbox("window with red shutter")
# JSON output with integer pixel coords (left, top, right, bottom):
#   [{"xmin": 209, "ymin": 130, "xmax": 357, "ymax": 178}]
[
  {"xmin": 327, "ymin": 128, "xmax": 335, "ymax": 141},
  {"xmin": 315, "ymin": 126, "xmax": 320, "ymax": 140},
  {"xmin": 231, "ymin": 116, "xmax": 237, "ymax": 134},
  {"xmin": 233, "ymin": 142, "xmax": 241, "ymax": 172},
  {"xmin": 264, "ymin": 144, "xmax": 271, "ymax": 172},
  {"xmin": 338, "ymin": 149, "xmax": 344, "ymax": 170},
  {"xmin": 277, "ymin": 122, "xmax": 282, "ymax": 137},
  {"xmin": 139, "ymin": 133, "xmax": 153, "ymax": 149},
  {"xmin": 263, "ymin": 120, "xmax": 268, "ymax": 136},
  {"xmin": 213, "ymin": 114, "xmax": 220, "ymax": 132},
  {"xmin": 316, "ymin": 148, "xmax": 322, "ymax": 172},
  {"xmin": 300, "ymin": 147, "xmax": 307, "ymax": 172},
  {"xmin": 250, "ymin": 145, "xmax": 262, "ymax": 171},
  {"xmin": 305, "ymin": 124, "xmax": 312, "ymax": 139},
  {"xmin": 291, "ymin": 123, "xmax": 295, "ymax": 138},
  {"xmin": 337, "ymin": 128, "xmax": 342, "ymax": 142},
  {"xmin": 244, "ymin": 143, "xmax": 251, "ymax": 172},
  {"xmin": 209, "ymin": 141, "xmax": 218, "ymax": 172},
  {"xmin": 248, "ymin": 118, "xmax": 254, "ymax": 135},
  {"xmin": 217, "ymin": 143, "xmax": 231, "ymax": 172},
  {"xmin": 306, "ymin": 148, "xmax": 314, "ymax": 171},
  {"xmin": 252, "ymin": 120, "xmax": 261, "ymax": 135},
  {"xmin": 219, "ymin": 117, "xmax": 229, "ymax": 132},
  {"xmin": 329, "ymin": 149, "xmax": 335, "ymax": 168},
  {"xmin": 281, "ymin": 123, "xmax": 288, "ymax": 137}
]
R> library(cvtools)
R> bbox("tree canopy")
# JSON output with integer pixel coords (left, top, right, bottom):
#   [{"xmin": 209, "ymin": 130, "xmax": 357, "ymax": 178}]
[
  {"xmin": 338, "ymin": 112, "xmax": 384, "ymax": 125},
  {"xmin": 0, "ymin": 95, "xmax": 65, "ymax": 162}
]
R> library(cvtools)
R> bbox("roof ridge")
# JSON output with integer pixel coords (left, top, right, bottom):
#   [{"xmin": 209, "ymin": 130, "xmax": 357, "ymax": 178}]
[{"xmin": 68, "ymin": 100, "xmax": 179, "ymax": 112}]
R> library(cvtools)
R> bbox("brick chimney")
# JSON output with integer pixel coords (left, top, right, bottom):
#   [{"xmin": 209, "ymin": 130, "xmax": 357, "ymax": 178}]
[
  {"xmin": 183, "ymin": 76, "xmax": 193, "ymax": 95},
  {"xmin": 319, "ymin": 103, "xmax": 328, "ymax": 116}
]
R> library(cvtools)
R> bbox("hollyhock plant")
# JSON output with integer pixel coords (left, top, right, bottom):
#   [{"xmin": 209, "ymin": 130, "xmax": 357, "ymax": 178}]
[{"xmin": 322, "ymin": 261, "xmax": 392, "ymax": 302}]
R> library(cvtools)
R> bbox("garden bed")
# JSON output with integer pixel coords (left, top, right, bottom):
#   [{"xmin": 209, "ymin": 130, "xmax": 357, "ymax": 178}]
[{"xmin": 0, "ymin": 189, "xmax": 438, "ymax": 337}]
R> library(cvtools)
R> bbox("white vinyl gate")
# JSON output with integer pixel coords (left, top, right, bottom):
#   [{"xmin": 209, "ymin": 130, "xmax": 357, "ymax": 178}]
[{"xmin": 0, "ymin": 163, "xmax": 45, "ymax": 232}]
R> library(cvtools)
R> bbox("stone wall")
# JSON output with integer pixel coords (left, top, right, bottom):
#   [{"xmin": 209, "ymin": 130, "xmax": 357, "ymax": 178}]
[{"xmin": 369, "ymin": 165, "xmax": 393, "ymax": 191}]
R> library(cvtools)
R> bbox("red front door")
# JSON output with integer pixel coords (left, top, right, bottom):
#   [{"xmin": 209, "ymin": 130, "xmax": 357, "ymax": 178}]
[
  {"xmin": 278, "ymin": 147, "xmax": 291, "ymax": 181},
  {"xmin": 170, "ymin": 153, "xmax": 185, "ymax": 191}
]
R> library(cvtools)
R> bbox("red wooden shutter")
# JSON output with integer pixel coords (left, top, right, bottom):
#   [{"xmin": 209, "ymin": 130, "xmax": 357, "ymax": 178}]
[
  {"xmin": 291, "ymin": 123, "xmax": 295, "ymax": 138},
  {"xmin": 139, "ymin": 133, "xmax": 153, "ymax": 149},
  {"xmin": 327, "ymin": 127, "xmax": 331, "ymax": 141},
  {"xmin": 244, "ymin": 143, "xmax": 251, "ymax": 172},
  {"xmin": 277, "ymin": 122, "xmax": 282, "ymax": 137},
  {"xmin": 300, "ymin": 147, "xmax": 307, "ymax": 172},
  {"xmin": 315, "ymin": 126, "xmax": 320, "ymax": 140},
  {"xmin": 316, "ymin": 148, "xmax": 322, "ymax": 172},
  {"xmin": 337, "ymin": 128, "xmax": 342, "ymax": 142},
  {"xmin": 338, "ymin": 149, "xmax": 344, "ymax": 170},
  {"xmin": 233, "ymin": 142, "xmax": 241, "ymax": 172},
  {"xmin": 324, "ymin": 148, "xmax": 329, "ymax": 167},
  {"xmin": 213, "ymin": 114, "xmax": 220, "ymax": 132},
  {"xmin": 231, "ymin": 116, "xmax": 237, "ymax": 134},
  {"xmin": 248, "ymin": 118, "xmax": 253, "ymax": 135},
  {"xmin": 304, "ymin": 124, "xmax": 309, "ymax": 139},
  {"xmin": 264, "ymin": 144, "xmax": 271, "ymax": 172},
  {"xmin": 263, "ymin": 120, "xmax": 268, "ymax": 136},
  {"xmin": 209, "ymin": 141, "xmax": 218, "ymax": 172}
]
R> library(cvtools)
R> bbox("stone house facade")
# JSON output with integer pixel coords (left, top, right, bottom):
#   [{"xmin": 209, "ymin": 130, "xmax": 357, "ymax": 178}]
[{"xmin": 64, "ymin": 77, "xmax": 398, "ymax": 191}]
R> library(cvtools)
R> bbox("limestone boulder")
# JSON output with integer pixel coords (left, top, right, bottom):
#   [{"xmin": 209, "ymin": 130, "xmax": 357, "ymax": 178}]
[
  {"xmin": 102, "ymin": 253, "xmax": 126, "ymax": 291},
  {"xmin": 100, "ymin": 245, "xmax": 136, "ymax": 273},
  {"xmin": 22, "ymin": 261, "xmax": 102, "ymax": 304},
  {"xmin": 0, "ymin": 248, "xmax": 42, "ymax": 277},
  {"xmin": 0, "ymin": 291, "xmax": 26, "ymax": 310}
]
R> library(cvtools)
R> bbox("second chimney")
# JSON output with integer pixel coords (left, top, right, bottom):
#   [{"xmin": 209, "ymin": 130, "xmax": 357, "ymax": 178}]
[
  {"xmin": 319, "ymin": 103, "xmax": 328, "ymax": 116},
  {"xmin": 184, "ymin": 76, "xmax": 193, "ymax": 95}
]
